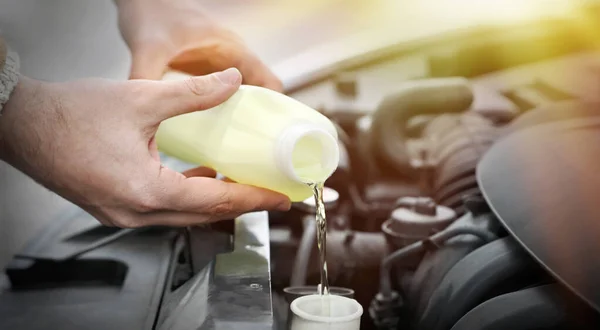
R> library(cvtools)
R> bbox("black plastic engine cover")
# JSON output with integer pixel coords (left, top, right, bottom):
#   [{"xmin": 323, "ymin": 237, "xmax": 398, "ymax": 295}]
[
  {"xmin": 0, "ymin": 208, "xmax": 275, "ymax": 330},
  {"xmin": 450, "ymin": 284, "xmax": 573, "ymax": 330},
  {"xmin": 414, "ymin": 237, "xmax": 541, "ymax": 330},
  {"xmin": 0, "ymin": 211, "xmax": 174, "ymax": 330},
  {"xmin": 478, "ymin": 115, "xmax": 600, "ymax": 313}
]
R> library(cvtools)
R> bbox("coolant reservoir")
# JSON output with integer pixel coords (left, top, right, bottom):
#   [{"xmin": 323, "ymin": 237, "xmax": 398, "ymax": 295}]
[
  {"xmin": 290, "ymin": 294, "xmax": 363, "ymax": 330},
  {"xmin": 156, "ymin": 72, "xmax": 340, "ymax": 201}
]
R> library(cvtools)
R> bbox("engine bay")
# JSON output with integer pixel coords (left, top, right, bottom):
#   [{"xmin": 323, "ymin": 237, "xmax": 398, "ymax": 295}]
[
  {"xmin": 271, "ymin": 6, "xmax": 600, "ymax": 329},
  {"xmin": 3, "ymin": 4, "xmax": 600, "ymax": 330}
]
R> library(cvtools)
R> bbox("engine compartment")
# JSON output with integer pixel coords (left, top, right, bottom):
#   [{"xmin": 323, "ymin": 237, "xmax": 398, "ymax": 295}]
[{"xmin": 270, "ymin": 7, "xmax": 600, "ymax": 329}]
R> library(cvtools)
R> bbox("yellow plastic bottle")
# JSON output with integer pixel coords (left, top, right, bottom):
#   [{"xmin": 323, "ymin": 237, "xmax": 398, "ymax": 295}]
[{"xmin": 155, "ymin": 72, "xmax": 340, "ymax": 202}]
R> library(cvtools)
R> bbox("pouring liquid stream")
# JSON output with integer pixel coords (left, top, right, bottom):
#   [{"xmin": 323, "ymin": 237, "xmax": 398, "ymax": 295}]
[{"xmin": 308, "ymin": 182, "xmax": 331, "ymax": 317}]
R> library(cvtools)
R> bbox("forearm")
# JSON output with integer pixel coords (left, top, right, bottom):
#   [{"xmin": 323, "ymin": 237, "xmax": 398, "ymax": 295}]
[
  {"xmin": 0, "ymin": 77, "xmax": 37, "ymax": 164},
  {"xmin": 0, "ymin": 36, "xmax": 20, "ymax": 116},
  {"xmin": 0, "ymin": 35, "xmax": 21, "ymax": 160},
  {"xmin": 0, "ymin": 78, "xmax": 21, "ymax": 161}
]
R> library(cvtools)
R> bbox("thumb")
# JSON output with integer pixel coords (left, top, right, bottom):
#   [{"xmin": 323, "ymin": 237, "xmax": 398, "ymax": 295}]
[{"xmin": 155, "ymin": 68, "xmax": 242, "ymax": 122}]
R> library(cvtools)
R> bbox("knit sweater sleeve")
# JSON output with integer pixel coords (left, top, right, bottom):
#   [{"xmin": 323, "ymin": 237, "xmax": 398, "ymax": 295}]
[{"xmin": 0, "ymin": 35, "xmax": 20, "ymax": 115}]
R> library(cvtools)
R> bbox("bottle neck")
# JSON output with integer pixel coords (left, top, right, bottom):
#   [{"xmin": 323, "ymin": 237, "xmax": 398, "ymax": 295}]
[{"xmin": 275, "ymin": 123, "xmax": 340, "ymax": 184}]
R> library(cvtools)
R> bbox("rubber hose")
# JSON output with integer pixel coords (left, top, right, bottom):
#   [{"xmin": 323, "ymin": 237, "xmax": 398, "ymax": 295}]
[
  {"xmin": 379, "ymin": 226, "xmax": 497, "ymax": 296},
  {"xmin": 406, "ymin": 212, "xmax": 500, "ymax": 316},
  {"xmin": 417, "ymin": 237, "xmax": 537, "ymax": 330},
  {"xmin": 369, "ymin": 77, "xmax": 474, "ymax": 177}
]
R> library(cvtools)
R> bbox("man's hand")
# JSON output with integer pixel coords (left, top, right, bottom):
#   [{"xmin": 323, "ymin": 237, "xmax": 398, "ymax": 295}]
[
  {"xmin": 0, "ymin": 68, "xmax": 291, "ymax": 228},
  {"xmin": 115, "ymin": 0, "xmax": 283, "ymax": 91}
]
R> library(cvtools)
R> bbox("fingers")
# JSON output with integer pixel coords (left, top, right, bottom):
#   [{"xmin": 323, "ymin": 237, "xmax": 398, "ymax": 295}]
[
  {"xmin": 140, "ymin": 211, "xmax": 213, "ymax": 227},
  {"xmin": 260, "ymin": 76, "xmax": 284, "ymax": 93},
  {"xmin": 182, "ymin": 166, "xmax": 217, "ymax": 178},
  {"xmin": 148, "ymin": 136, "xmax": 160, "ymax": 161},
  {"xmin": 139, "ymin": 210, "xmax": 243, "ymax": 227},
  {"xmin": 236, "ymin": 55, "xmax": 284, "ymax": 92},
  {"xmin": 129, "ymin": 44, "xmax": 171, "ymax": 80},
  {"xmin": 153, "ymin": 68, "xmax": 241, "ymax": 121},
  {"xmin": 168, "ymin": 45, "xmax": 283, "ymax": 92},
  {"xmin": 163, "ymin": 176, "xmax": 291, "ymax": 222}
]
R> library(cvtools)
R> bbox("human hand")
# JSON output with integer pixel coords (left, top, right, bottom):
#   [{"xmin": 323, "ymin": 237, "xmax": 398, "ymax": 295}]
[
  {"xmin": 115, "ymin": 0, "xmax": 283, "ymax": 91},
  {"xmin": 0, "ymin": 68, "xmax": 291, "ymax": 228}
]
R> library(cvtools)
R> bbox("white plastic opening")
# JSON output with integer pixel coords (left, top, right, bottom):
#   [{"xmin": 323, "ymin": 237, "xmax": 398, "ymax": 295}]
[
  {"xmin": 290, "ymin": 294, "xmax": 363, "ymax": 329},
  {"xmin": 276, "ymin": 124, "xmax": 340, "ymax": 183}
]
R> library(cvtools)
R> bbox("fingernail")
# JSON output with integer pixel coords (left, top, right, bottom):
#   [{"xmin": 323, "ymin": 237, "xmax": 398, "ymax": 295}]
[
  {"xmin": 214, "ymin": 68, "xmax": 242, "ymax": 85},
  {"xmin": 277, "ymin": 199, "xmax": 292, "ymax": 212}
]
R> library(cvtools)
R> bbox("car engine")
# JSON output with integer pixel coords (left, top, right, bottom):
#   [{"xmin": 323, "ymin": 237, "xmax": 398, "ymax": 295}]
[
  {"xmin": 3, "ymin": 4, "xmax": 600, "ymax": 330},
  {"xmin": 272, "ymin": 86, "xmax": 600, "ymax": 329},
  {"xmin": 270, "ymin": 5, "xmax": 600, "ymax": 329}
]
